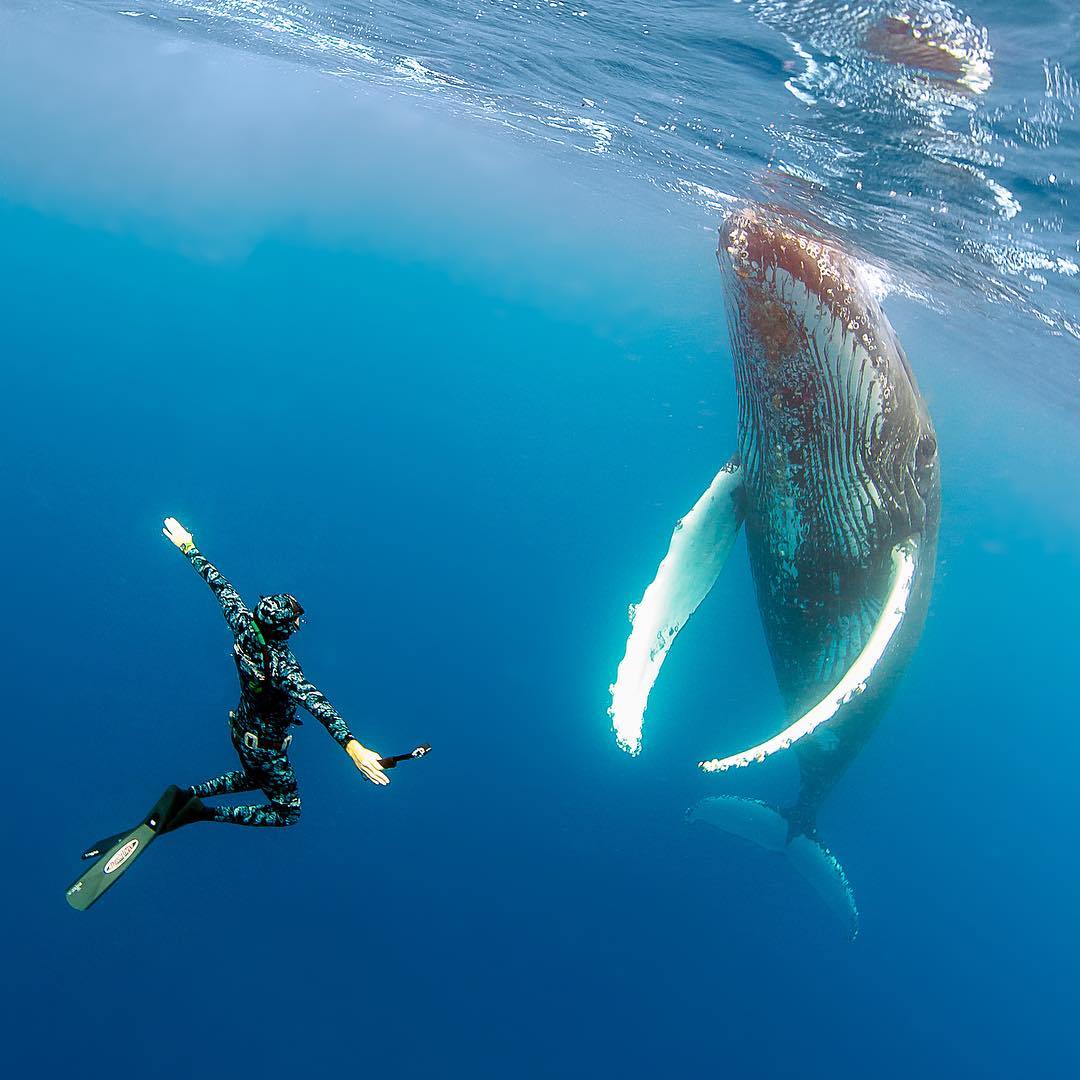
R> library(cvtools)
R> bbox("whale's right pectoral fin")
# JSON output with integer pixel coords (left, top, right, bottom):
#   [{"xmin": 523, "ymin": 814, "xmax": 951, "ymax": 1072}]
[
  {"xmin": 699, "ymin": 538, "xmax": 919, "ymax": 774},
  {"xmin": 608, "ymin": 456, "xmax": 745, "ymax": 755},
  {"xmin": 688, "ymin": 796, "xmax": 859, "ymax": 940}
]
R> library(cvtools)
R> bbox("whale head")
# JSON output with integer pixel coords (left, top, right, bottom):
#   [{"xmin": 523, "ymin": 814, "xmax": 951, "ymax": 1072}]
[{"xmin": 717, "ymin": 208, "xmax": 939, "ymax": 565}]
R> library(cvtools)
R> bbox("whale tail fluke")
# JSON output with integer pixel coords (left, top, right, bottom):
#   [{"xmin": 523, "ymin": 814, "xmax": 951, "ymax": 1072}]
[{"xmin": 687, "ymin": 795, "xmax": 859, "ymax": 940}]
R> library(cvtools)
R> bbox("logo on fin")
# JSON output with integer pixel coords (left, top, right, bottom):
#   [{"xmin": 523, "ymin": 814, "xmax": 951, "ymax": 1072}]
[{"xmin": 103, "ymin": 839, "xmax": 139, "ymax": 874}]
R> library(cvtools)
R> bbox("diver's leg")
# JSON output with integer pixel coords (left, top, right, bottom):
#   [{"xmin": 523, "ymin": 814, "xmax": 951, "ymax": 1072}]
[
  {"xmin": 169, "ymin": 756, "xmax": 267, "ymax": 832},
  {"xmin": 208, "ymin": 802, "xmax": 299, "ymax": 827},
  {"xmin": 159, "ymin": 748, "xmax": 270, "ymax": 834},
  {"xmin": 207, "ymin": 751, "xmax": 301, "ymax": 828},
  {"xmin": 187, "ymin": 728, "xmax": 265, "ymax": 799},
  {"xmin": 189, "ymin": 768, "xmax": 262, "ymax": 799}
]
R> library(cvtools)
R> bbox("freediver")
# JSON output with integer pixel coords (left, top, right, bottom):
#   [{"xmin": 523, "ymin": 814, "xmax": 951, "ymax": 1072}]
[
  {"xmin": 66, "ymin": 518, "xmax": 431, "ymax": 908},
  {"xmin": 158, "ymin": 515, "xmax": 390, "ymax": 831}
]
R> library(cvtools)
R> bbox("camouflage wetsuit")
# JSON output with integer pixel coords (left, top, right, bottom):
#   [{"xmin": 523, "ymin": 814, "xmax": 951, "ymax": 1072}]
[{"xmin": 183, "ymin": 546, "xmax": 356, "ymax": 827}]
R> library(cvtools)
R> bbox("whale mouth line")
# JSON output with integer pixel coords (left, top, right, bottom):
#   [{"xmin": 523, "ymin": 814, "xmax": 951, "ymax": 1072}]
[{"xmin": 698, "ymin": 538, "xmax": 918, "ymax": 774}]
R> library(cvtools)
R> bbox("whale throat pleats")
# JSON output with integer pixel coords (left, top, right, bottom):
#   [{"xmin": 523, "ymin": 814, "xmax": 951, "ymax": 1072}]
[
  {"xmin": 608, "ymin": 457, "xmax": 745, "ymax": 755},
  {"xmin": 699, "ymin": 538, "xmax": 918, "ymax": 773}
]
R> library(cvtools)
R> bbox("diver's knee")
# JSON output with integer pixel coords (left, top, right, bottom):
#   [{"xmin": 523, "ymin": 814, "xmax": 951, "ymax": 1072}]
[{"xmin": 279, "ymin": 801, "xmax": 301, "ymax": 827}]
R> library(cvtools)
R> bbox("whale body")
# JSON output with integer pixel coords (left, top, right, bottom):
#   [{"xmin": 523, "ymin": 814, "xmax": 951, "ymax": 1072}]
[{"xmin": 609, "ymin": 207, "xmax": 940, "ymax": 936}]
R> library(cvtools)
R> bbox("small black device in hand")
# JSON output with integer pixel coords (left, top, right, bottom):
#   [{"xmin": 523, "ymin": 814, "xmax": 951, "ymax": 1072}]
[{"xmin": 377, "ymin": 744, "xmax": 432, "ymax": 769}]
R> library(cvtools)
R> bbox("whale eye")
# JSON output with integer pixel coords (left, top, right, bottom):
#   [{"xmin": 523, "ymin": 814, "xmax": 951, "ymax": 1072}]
[{"xmin": 916, "ymin": 433, "xmax": 937, "ymax": 462}]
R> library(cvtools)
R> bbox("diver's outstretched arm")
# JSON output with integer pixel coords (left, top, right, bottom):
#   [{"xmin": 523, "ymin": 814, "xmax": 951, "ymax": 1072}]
[
  {"xmin": 162, "ymin": 517, "xmax": 252, "ymax": 636},
  {"xmin": 281, "ymin": 662, "xmax": 389, "ymax": 786}
]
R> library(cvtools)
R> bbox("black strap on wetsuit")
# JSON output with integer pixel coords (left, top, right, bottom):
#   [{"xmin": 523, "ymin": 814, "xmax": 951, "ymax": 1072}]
[{"xmin": 234, "ymin": 619, "xmax": 272, "ymax": 694}]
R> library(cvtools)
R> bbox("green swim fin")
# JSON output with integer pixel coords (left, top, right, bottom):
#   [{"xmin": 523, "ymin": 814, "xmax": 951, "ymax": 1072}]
[
  {"xmin": 81, "ymin": 827, "xmax": 137, "ymax": 861},
  {"xmin": 66, "ymin": 785, "xmax": 201, "ymax": 911}
]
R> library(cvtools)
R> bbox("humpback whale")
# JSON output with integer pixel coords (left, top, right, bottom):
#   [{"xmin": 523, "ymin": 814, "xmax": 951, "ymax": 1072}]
[{"xmin": 609, "ymin": 207, "xmax": 940, "ymax": 936}]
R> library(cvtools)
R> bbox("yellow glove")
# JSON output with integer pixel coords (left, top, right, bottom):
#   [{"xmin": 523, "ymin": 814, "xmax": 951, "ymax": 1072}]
[
  {"xmin": 346, "ymin": 740, "xmax": 390, "ymax": 786},
  {"xmin": 162, "ymin": 517, "xmax": 195, "ymax": 554}
]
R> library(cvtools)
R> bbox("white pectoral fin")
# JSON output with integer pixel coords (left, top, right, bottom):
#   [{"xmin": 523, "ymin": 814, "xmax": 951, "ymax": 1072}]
[
  {"xmin": 699, "ymin": 537, "xmax": 919, "ymax": 774},
  {"xmin": 689, "ymin": 796, "xmax": 859, "ymax": 939},
  {"xmin": 608, "ymin": 457, "xmax": 745, "ymax": 755}
]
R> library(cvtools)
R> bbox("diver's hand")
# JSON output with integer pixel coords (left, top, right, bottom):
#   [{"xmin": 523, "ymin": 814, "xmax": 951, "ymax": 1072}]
[
  {"xmin": 347, "ymin": 740, "xmax": 390, "ymax": 786},
  {"xmin": 163, "ymin": 517, "xmax": 195, "ymax": 554}
]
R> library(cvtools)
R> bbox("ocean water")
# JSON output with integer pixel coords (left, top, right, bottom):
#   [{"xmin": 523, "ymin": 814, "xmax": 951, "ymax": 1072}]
[{"xmin": 2, "ymin": 1, "xmax": 1078, "ymax": 1077}]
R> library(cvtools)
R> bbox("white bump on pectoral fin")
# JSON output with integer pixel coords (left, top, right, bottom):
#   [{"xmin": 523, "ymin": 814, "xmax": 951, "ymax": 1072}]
[
  {"xmin": 699, "ymin": 538, "xmax": 919, "ymax": 773},
  {"xmin": 609, "ymin": 458, "xmax": 745, "ymax": 755}
]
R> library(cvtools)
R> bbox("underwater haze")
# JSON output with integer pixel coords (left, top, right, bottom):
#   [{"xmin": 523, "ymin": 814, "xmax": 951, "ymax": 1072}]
[{"xmin": 2, "ymin": 1, "xmax": 1079, "ymax": 1077}]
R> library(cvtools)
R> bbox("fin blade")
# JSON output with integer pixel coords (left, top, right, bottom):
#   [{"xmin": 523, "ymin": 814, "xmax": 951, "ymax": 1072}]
[
  {"xmin": 66, "ymin": 786, "xmax": 189, "ymax": 910},
  {"xmin": 66, "ymin": 823, "xmax": 157, "ymax": 911},
  {"xmin": 609, "ymin": 458, "xmax": 744, "ymax": 754},
  {"xmin": 699, "ymin": 538, "xmax": 917, "ymax": 773},
  {"xmin": 81, "ymin": 828, "xmax": 136, "ymax": 861}
]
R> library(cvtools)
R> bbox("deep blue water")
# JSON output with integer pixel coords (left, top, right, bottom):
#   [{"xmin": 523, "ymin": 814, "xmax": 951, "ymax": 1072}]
[{"xmin": 3, "ymin": 2, "xmax": 1079, "ymax": 1077}]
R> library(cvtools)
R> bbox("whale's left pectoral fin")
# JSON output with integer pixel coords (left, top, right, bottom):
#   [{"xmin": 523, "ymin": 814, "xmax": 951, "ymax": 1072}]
[
  {"xmin": 609, "ymin": 456, "xmax": 745, "ymax": 755},
  {"xmin": 700, "ymin": 538, "xmax": 920, "ymax": 774}
]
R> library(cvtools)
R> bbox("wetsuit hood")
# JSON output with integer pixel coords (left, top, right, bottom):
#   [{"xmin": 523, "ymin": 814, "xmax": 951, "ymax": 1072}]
[{"xmin": 254, "ymin": 593, "xmax": 305, "ymax": 640}]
